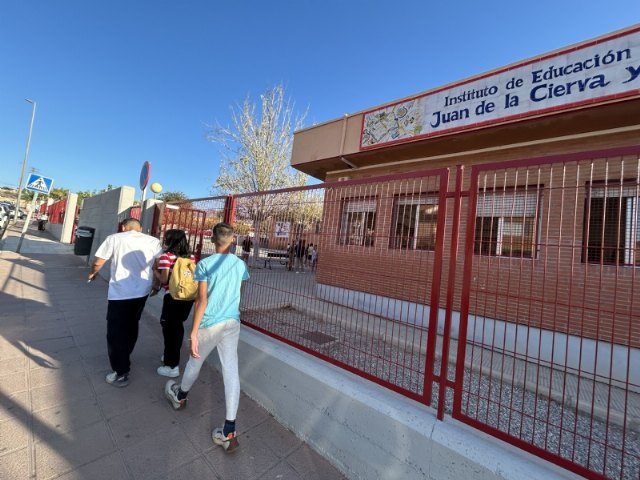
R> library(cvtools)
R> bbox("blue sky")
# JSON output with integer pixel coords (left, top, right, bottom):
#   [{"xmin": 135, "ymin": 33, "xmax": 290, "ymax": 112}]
[{"xmin": 1, "ymin": 1, "xmax": 638, "ymax": 199}]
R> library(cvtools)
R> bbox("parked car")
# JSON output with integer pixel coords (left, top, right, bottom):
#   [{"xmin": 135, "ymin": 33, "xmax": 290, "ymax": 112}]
[
  {"xmin": 0, "ymin": 202, "xmax": 26, "ymax": 220},
  {"xmin": 14, "ymin": 208, "xmax": 26, "ymax": 220},
  {"xmin": 0, "ymin": 205, "xmax": 9, "ymax": 230}
]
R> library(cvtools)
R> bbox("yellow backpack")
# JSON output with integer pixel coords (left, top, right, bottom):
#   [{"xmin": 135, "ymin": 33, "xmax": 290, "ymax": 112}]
[{"xmin": 168, "ymin": 257, "xmax": 198, "ymax": 301}]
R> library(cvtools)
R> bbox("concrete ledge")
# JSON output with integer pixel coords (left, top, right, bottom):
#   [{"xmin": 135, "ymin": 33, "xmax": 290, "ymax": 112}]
[
  {"xmin": 221, "ymin": 328, "xmax": 582, "ymax": 480},
  {"xmin": 143, "ymin": 296, "xmax": 580, "ymax": 479}
]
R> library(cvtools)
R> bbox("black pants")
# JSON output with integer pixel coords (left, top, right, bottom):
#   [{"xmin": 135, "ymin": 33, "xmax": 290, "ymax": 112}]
[
  {"xmin": 160, "ymin": 293, "xmax": 194, "ymax": 368},
  {"xmin": 106, "ymin": 296, "xmax": 148, "ymax": 376}
]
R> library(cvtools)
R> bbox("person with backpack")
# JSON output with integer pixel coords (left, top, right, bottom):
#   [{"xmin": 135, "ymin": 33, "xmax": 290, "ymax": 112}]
[
  {"xmin": 164, "ymin": 222, "xmax": 249, "ymax": 452},
  {"xmin": 151, "ymin": 229, "xmax": 197, "ymax": 378}
]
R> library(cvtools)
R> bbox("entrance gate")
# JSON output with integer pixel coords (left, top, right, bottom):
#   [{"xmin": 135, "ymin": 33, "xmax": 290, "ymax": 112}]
[{"xmin": 152, "ymin": 200, "xmax": 228, "ymax": 259}]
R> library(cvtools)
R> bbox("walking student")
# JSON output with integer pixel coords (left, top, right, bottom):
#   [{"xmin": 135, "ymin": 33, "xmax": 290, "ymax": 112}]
[
  {"xmin": 89, "ymin": 218, "xmax": 163, "ymax": 387},
  {"xmin": 151, "ymin": 229, "xmax": 196, "ymax": 378},
  {"xmin": 294, "ymin": 239, "xmax": 305, "ymax": 273},
  {"xmin": 287, "ymin": 242, "xmax": 295, "ymax": 271},
  {"xmin": 241, "ymin": 235, "xmax": 251, "ymax": 264},
  {"xmin": 164, "ymin": 222, "xmax": 249, "ymax": 452}
]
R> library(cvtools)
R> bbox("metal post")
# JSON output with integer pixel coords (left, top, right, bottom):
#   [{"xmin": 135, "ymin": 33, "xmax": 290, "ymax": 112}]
[
  {"xmin": 12, "ymin": 99, "xmax": 37, "ymax": 225},
  {"xmin": 140, "ymin": 187, "xmax": 147, "ymax": 226},
  {"xmin": 15, "ymin": 192, "xmax": 39, "ymax": 253}
]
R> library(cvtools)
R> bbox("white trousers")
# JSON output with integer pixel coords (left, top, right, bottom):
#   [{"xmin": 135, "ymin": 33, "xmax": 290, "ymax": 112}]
[{"xmin": 181, "ymin": 319, "xmax": 240, "ymax": 421}]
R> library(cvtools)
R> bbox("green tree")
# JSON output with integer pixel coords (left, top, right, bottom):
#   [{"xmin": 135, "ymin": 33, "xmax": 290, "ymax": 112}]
[
  {"xmin": 159, "ymin": 191, "xmax": 189, "ymax": 203},
  {"xmin": 76, "ymin": 190, "xmax": 93, "ymax": 201},
  {"xmin": 20, "ymin": 189, "xmax": 34, "ymax": 201},
  {"xmin": 49, "ymin": 187, "xmax": 68, "ymax": 201}
]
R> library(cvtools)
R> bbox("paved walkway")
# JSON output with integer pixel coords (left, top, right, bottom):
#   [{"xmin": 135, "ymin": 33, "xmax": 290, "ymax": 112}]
[{"xmin": 0, "ymin": 223, "xmax": 346, "ymax": 480}]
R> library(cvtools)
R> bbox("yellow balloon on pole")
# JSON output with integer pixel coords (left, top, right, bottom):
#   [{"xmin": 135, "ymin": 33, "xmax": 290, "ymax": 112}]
[{"xmin": 150, "ymin": 182, "xmax": 163, "ymax": 194}]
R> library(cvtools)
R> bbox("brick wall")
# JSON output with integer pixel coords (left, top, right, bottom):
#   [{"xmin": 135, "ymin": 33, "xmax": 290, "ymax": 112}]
[{"xmin": 316, "ymin": 148, "xmax": 640, "ymax": 348}]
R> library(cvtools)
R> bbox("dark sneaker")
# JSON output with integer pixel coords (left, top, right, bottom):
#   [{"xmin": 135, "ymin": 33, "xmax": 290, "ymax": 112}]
[
  {"xmin": 105, "ymin": 371, "xmax": 129, "ymax": 388},
  {"xmin": 164, "ymin": 380, "xmax": 186, "ymax": 410},
  {"xmin": 212, "ymin": 427, "xmax": 239, "ymax": 452}
]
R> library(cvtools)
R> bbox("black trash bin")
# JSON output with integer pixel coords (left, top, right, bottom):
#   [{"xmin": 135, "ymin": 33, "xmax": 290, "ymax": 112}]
[{"xmin": 74, "ymin": 226, "xmax": 95, "ymax": 255}]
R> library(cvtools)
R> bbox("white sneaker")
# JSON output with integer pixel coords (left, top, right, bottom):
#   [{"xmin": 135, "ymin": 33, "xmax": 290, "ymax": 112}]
[
  {"xmin": 164, "ymin": 380, "xmax": 187, "ymax": 410},
  {"xmin": 212, "ymin": 427, "xmax": 239, "ymax": 452},
  {"xmin": 105, "ymin": 371, "xmax": 129, "ymax": 387},
  {"xmin": 157, "ymin": 365, "xmax": 179, "ymax": 378}
]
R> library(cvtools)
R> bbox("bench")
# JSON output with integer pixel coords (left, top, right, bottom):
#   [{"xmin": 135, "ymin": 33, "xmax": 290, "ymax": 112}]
[{"xmin": 262, "ymin": 250, "xmax": 289, "ymax": 269}]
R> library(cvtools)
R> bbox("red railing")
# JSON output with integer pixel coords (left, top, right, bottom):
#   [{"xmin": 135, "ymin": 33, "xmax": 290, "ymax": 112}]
[
  {"xmin": 47, "ymin": 198, "xmax": 67, "ymax": 224},
  {"xmin": 173, "ymin": 145, "xmax": 640, "ymax": 479},
  {"xmin": 153, "ymin": 199, "xmax": 227, "ymax": 260},
  {"xmin": 455, "ymin": 147, "xmax": 640, "ymax": 480}
]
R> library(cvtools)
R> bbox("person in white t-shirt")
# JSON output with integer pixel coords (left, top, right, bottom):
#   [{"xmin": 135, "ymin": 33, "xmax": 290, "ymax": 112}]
[{"xmin": 88, "ymin": 218, "xmax": 163, "ymax": 387}]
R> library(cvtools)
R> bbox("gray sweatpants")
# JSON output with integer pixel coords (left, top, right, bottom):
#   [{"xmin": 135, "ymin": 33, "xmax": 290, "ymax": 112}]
[{"xmin": 181, "ymin": 319, "xmax": 241, "ymax": 421}]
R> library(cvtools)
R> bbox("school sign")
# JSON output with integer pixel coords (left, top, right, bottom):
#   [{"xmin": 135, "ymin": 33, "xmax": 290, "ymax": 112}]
[{"xmin": 361, "ymin": 26, "xmax": 640, "ymax": 149}]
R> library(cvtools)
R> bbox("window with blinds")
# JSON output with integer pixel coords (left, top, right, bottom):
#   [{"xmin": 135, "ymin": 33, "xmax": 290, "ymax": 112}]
[
  {"xmin": 390, "ymin": 195, "xmax": 439, "ymax": 250},
  {"xmin": 474, "ymin": 187, "xmax": 542, "ymax": 258},
  {"xmin": 584, "ymin": 183, "xmax": 640, "ymax": 265},
  {"xmin": 340, "ymin": 198, "xmax": 377, "ymax": 247}
]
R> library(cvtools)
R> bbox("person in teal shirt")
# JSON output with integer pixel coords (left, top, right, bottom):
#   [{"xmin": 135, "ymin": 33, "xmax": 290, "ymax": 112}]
[{"xmin": 164, "ymin": 222, "xmax": 249, "ymax": 452}]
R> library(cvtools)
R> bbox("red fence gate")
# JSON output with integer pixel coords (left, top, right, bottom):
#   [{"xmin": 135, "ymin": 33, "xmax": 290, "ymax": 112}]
[
  {"xmin": 172, "ymin": 145, "xmax": 640, "ymax": 479},
  {"xmin": 152, "ymin": 199, "xmax": 229, "ymax": 260},
  {"xmin": 454, "ymin": 147, "xmax": 640, "ymax": 479}
]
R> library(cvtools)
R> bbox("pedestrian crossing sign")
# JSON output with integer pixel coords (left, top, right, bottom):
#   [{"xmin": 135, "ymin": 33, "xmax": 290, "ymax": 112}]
[{"xmin": 25, "ymin": 174, "xmax": 54, "ymax": 194}]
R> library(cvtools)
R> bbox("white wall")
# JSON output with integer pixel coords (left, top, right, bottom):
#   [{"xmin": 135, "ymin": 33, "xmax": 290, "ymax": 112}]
[
  {"xmin": 47, "ymin": 193, "xmax": 78, "ymax": 244},
  {"xmin": 60, "ymin": 193, "xmax": 78, "ymax": 243},
  {"xmin": 141, "ymin": 198, "xmax": 161, "ymax": 234}
]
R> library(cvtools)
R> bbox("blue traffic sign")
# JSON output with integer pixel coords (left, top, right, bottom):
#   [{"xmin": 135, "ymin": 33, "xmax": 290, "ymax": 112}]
[
  {"xmin": 25, "ymin": 174, "xmax": 54, "ymax": 194},
  {"xmin": 140, "ymin": 161, "xmax": 151, "ymax": 190}
]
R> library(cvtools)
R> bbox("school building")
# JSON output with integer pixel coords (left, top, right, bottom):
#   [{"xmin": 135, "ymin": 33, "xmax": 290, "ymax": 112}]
[{"xmin": 290, "ymin": 25, "xmax": 640, "ymax": 387}]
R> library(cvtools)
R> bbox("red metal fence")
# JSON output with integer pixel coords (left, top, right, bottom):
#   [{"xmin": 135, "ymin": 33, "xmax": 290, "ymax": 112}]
[
  {"xmin": 160, "ymin": 145, "xmax": 640, "ymax": 480},
  {"xmin": 455, "ymin": 148, "xmax": 640, "ymax": 479},
  {"xmin": 47, "ymin": 198, "xmax": 67, "ymax": 224}
]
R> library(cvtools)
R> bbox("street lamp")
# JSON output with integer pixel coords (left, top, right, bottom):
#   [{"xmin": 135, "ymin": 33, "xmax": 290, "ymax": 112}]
[{"xmin": 12, "ymin": 98, "xmax": 37, "ymax": 225}]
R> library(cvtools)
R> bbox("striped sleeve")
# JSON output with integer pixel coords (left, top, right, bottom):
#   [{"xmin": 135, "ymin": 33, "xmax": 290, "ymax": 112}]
[{"xmin": 157, "ymin": 253, "xmax": 174, "ymax": 270}]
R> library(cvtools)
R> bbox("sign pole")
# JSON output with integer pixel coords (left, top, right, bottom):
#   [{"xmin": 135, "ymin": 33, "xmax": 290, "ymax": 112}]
[
  {"xmin": 140, "ymin": 187, "xmax": 147, "ymax": 226},
  {"xmin": 139, "ymin": 161, "xmax": 151, "ymax": 230},
  {"xmin": 15, "ymin": 192, "xmax": 39, "ymax": 253}
]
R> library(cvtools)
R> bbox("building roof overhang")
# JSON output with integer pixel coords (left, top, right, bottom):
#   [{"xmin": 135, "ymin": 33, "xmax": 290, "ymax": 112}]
[{"xmin": 294, "ymin": 96, "xmax": 640, "ymax": 180}]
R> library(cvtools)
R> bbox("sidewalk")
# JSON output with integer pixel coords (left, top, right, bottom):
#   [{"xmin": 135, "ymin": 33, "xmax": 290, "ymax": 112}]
[{"xmin": 0, "ymin": 223, "xmax": 346, "ymax": 480}]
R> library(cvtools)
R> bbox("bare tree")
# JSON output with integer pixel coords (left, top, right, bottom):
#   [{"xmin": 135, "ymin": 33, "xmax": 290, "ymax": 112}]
[
  {"xmin": 208, "ymin": 84, "xmax": 307, "ymax": 195},
  {"xmin": 207, "ymin": 84, "xmax": 309, "ymax": 263}
]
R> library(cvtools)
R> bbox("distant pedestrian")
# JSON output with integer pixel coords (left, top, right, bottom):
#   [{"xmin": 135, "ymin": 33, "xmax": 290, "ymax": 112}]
[
  {"xmin": 287, "ymin": 242, "xmax": 295, "ymax": 271},
  {"xmin": 38, "ymin": 212, "xmax": 48, "ymax": 231},
  {"xmin": 241, "ymin": 236, "xmax": 252, "ymax": 264},
  {"xmin": 310, "ymin": 244, "xmax": 318, "ymax": 272},
  {"xmin": 229, "ymin": 235, "xmax": 237, "ymax": 255},
  {"xmin": 151, "ymin": 229, "xmax": 196, "ymax": 378},
  {"xmin": 295, "ymin": 239, "xmax": 305, "ymax": 272},
  {"xmin": 306, "ymin": 243, "xmax": 314, "ymax": 267},
  {"xmin": 89, "ymin": 218, "xmax": 162, "ymax": 388},
  {"xmin": 164, "ymin": 222, "xmax": 249, "ymax": 452}
]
